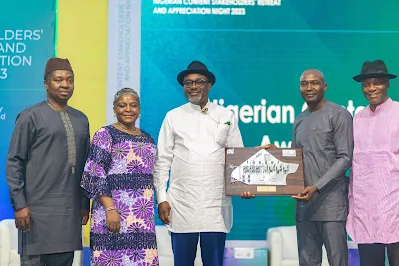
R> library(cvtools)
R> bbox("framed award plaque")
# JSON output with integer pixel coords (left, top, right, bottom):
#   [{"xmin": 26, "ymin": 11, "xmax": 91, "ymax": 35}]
[{"xmin": 225, "ymin": 147, "xmax": 305, "ymax": 196}]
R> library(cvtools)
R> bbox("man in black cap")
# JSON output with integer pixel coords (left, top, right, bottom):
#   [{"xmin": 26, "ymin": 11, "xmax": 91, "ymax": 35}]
[
  {"xmin": 6, "ymin": 58, "xmax": 90, "ymax": 266},
  {"xmin": 153, "ymin": 61, "xmax": 244, "ymax": 266},
  {"xmin": 347, "ymin": 60, "xmax": 399, "ymax": 266}
]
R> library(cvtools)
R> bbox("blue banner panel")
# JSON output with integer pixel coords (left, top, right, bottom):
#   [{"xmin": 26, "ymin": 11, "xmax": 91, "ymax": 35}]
[{"xmin": 0, "ymin": 0, "xmax": 55, "ymax": 220}]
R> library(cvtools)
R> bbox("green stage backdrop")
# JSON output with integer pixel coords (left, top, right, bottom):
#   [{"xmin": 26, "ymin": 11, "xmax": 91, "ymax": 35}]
[{"xmin": 140, "ymin": 0, "xmax": 399, "ymax": 240}]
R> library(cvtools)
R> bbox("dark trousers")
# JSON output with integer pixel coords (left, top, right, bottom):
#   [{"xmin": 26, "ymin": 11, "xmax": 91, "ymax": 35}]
[
  {"xmin": 358, "ymin": 242, "xmax": 399, "ymax": 266},
  {"xmin": 20, "ymin": 252, "xmax": 74, "ymax": 266},
  {"xmin": 171, "ymin": 232, "xmax": 226, "ymax": 266},
  {"xmin": 296, "ymin": 221, "xmax": 348, "ymax": 266}
]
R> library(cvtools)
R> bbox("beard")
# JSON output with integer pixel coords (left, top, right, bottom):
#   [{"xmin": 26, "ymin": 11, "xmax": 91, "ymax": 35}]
[{"xmin": 186, "ymin": 91, "xmax": 203, "ymax": 105}]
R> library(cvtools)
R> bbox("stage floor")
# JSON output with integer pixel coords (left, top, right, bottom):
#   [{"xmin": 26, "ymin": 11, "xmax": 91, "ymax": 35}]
[{"xmin": 82, "ymin": 246, "xmax": 389, "ymax": 266}]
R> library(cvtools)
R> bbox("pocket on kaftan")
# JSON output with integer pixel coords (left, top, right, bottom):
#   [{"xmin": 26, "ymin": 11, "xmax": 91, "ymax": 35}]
[{"xmin": 215, "ymin": 124, "xmax": 230, "ymax": 147}]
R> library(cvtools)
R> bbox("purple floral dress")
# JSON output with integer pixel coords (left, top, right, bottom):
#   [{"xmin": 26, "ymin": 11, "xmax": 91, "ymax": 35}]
[{"xmin": 81, "ymin": 125, "xmax": 158, "ymax": 266}]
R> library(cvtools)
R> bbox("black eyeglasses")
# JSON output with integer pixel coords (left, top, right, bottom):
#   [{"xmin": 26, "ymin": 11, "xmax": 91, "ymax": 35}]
[{"xmin": 183, "ymin": 78, "xmax": 209, "ymax": 88}]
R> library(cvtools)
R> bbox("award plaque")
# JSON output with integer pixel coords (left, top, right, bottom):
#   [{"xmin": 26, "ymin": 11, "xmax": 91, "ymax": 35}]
[{"xmin": 225, "ymin": 147, "xmax": 304, "ymax": 196}]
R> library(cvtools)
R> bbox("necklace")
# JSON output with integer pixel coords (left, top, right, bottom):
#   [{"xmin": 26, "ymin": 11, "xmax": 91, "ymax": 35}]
[{"xmin": 116, "ymin": 122, "xmax": 138, "ymax": 134}]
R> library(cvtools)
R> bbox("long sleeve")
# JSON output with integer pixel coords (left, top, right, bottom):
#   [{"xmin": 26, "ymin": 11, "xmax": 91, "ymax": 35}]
[
  {"xmin": 348, "ymin": 115, "xmax": 359, "ymax": 203},
  {"xmin": 80, "ymin": 127, "xmax": 113, "ymax": 198},
  {"xmin": 227, "ymin": 111, "xmax": 244, "ymax": 148},
  {"xmin": 153, "ymin": 114, "xmax": 175, "ymax": 204},
  {"xmin": 6, "ymin": 111, "xmax": 36, "ymax": 210},
  {"xmin": 291, "ymin": 124, "xmax": 297, "ymax": 148},
  {"xmin": 80, "ymin": 117, "xmax": 91, "ymax": 211},
  {"xmin": 314, "ymin": 111, "xmax": 354, "ymax": 190}
]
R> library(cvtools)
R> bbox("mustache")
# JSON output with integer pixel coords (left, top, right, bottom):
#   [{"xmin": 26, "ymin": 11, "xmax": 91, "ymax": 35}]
[{"xmin": 187, "ymin": 90, "xmax": 202, "ymax": 94}]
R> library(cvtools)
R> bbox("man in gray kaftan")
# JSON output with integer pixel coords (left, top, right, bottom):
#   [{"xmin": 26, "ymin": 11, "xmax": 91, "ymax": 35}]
[
  {"xmin": 6, "ymin": 58, "xmax": 90, "ymax": 266},
  {"xmin": 291, "ymin": 69, "xmax": 353, "ymax": 266}
]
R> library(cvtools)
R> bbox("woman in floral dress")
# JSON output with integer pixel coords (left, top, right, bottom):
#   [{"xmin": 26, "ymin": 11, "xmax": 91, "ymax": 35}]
[{"xmin": 81, "ymin": 88, "xmax": 158, "ymax": 266}]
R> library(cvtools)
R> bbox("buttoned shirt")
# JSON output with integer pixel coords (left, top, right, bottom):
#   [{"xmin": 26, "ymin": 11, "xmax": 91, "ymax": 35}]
[
  {"xmin": 292, "ymin": 101, "xmax": 353, "ymax": 221},
  {"xmin": 153, "ymin": 100, "xmax": 244, "ymax": 233},
  {"xmin": 347, "ymin": 98, "xmax": 399, "ymax": 244}
]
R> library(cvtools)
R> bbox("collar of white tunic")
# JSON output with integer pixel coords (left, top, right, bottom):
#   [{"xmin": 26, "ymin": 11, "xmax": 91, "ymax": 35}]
[{"xmin": 187, "ymin": 99, "xmax": 211, "ymax": 114}]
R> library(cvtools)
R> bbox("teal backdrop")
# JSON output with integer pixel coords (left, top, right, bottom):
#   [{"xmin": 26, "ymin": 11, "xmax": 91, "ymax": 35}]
[
  {"xmin": 1, "ymin": 0, "xmax": 399, "ymax": 243},
  {"xmin": 140, "ymin": 0, "xmax": 399, "ymax": 240},
  {"xmin": 0, "ymin": 0, "xmax": 55, "ymax": 221}
]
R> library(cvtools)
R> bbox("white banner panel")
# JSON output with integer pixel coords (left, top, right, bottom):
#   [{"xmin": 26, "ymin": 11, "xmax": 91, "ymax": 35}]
[{"xmin": 106, "ymin": 0, "xmax": 141, "ymax": 125}]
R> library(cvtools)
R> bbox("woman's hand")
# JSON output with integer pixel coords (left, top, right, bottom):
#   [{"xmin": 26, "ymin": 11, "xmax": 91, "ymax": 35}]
[{"xmin": 106, "ymin": 209, "xmax": 121, "ymax": 233}]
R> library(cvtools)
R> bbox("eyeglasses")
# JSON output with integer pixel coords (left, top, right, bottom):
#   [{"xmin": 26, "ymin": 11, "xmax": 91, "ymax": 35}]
[{"xmin": 183, "ymin": 78, "xmax": 209, "ymax": 88}]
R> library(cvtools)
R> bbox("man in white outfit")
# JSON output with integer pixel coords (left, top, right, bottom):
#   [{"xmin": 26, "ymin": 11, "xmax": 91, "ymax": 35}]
[{"xmin": 153, "ymin": 61, "xmax": 244, "ymax": 266}]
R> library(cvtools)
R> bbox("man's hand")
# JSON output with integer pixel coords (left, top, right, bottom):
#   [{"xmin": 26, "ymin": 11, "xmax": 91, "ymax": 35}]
[
  {"xmin": 158, "ymin": 201, "xmax": 171, "ymax": 225},
  {"xmin": 292, "ymin": 186, "xmax": 318, "ymax": 201},
  {"xmin": 240, "ymin": 191, "xmax": 255, "ymax": 199},
  {"xmin": 256, "ymin": 144, "xmax": 277, "ymax": 149},
  {"xmin": 14, "ymin": 207, "xmax": 30, "ymax": 232},
  {"xmin": 82, "ymin": 210, "xmax": 89, "ymax": 225}
]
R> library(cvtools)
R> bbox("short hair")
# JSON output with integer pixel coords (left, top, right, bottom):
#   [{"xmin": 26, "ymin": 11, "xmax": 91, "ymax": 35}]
[
  {"xmin": 300, "ymin": 69, "xmax": 325, "ymax": 83},
  {"xmin": 113, "ymin": 88, "xmax": 140, "ymax": 107}
]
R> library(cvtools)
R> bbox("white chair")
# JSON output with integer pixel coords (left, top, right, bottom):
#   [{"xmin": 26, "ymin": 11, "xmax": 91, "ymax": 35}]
[
  {"xmin": 0, "ymin": 219, "xmax": 83, "ymax": 266},
  {"xmin": 155, "ymin": 225, "xmax": 202, "ymax": 266},
  {"xmin": 72, "ymin": 229, "xmax": 84, "ymax": 266},
  {"xmin": 0, "ymin": 219, "xmax": 19, "ymax": 266},
  {"xmin": 267, "ymin": 226, "xmax": 329, "ymax": 266}
]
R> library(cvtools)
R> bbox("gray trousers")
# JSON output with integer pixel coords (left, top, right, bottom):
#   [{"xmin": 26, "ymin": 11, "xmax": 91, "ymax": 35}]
[
  {"xmin": 20, "ymin": 252, "xmax": 74, "ymax": 266},
  {"xmin": 296, "ymin": 221, "xmax": 348, "ymax": 266}
]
